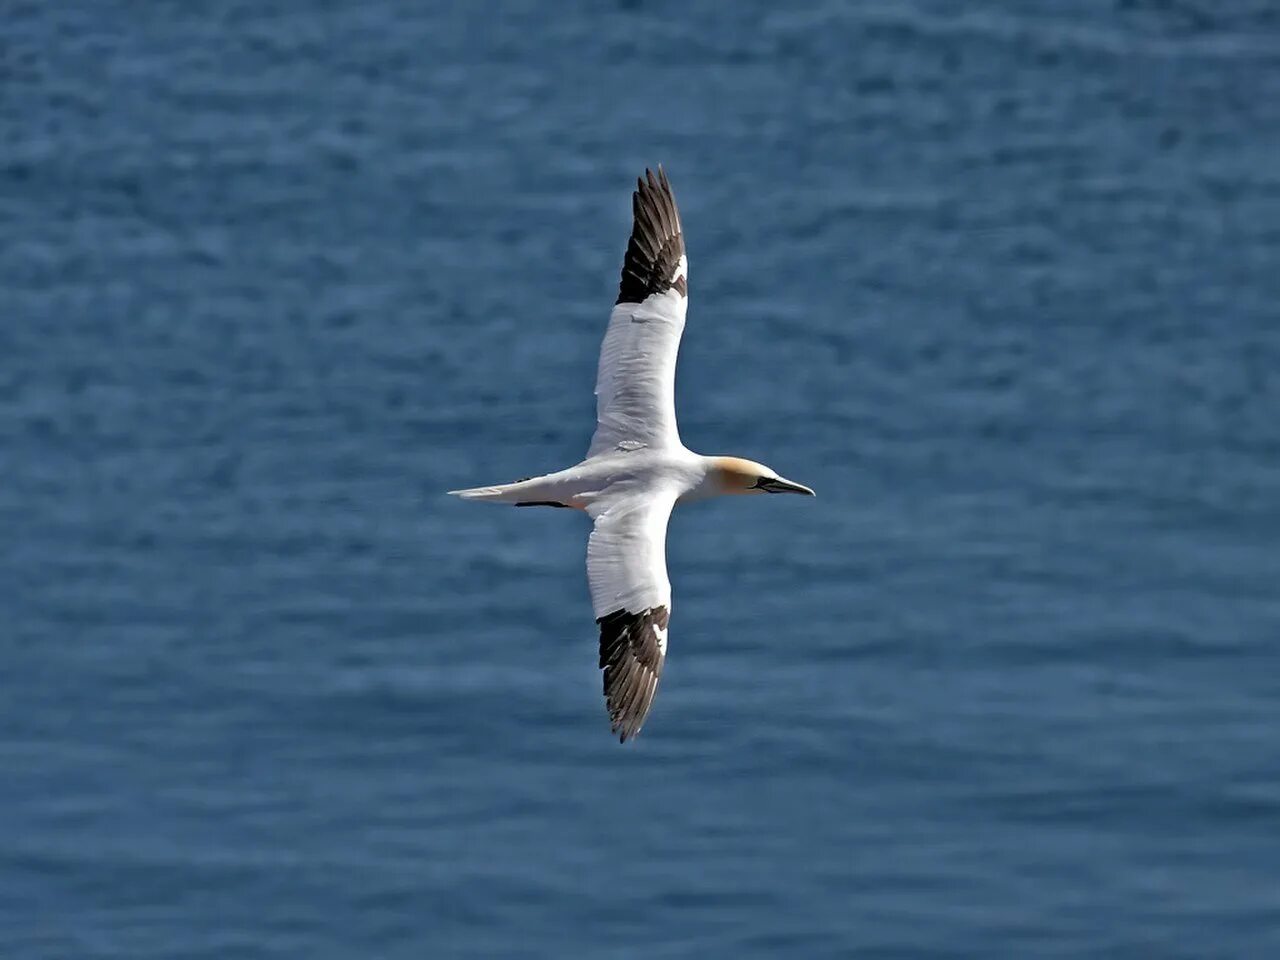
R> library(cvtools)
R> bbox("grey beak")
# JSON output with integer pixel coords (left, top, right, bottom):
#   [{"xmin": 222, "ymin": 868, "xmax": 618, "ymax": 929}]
[{"xmin": 757, "ymin": 476, "xmax": 816, "ymax": 496}]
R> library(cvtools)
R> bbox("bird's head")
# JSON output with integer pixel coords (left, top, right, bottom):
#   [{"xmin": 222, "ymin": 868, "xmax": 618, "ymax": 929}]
[{"xmin": 710, "ymin": 457, "xmax": 815, "ymax": 497}]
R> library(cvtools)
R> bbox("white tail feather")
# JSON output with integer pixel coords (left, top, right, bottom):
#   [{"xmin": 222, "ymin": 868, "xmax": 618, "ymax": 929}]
[
  {"xmin": 448, "ymin": 473, "xmax": 572, "ymax": 505},
  {"xmin": 447, "ymin": 483, "xmax": 521, "ymax": 502}
]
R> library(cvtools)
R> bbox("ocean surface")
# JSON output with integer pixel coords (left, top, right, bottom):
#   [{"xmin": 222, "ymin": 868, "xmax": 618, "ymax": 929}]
[{"xmin": 4, "ymin": 2, "xmax": 1280, "ymax": 957}]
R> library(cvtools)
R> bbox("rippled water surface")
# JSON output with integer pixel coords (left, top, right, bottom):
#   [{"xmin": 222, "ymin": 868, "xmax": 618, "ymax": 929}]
[{"xmin": 5, "ymin": 2, "xmax": 1280, "ymax": 957}]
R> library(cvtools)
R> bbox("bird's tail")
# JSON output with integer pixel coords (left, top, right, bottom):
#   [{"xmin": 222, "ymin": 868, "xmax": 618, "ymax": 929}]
[
  {"xmin": 447, "ymin": 482, "xmax": 520, "ymax": 502},
  {"xmin": 447, "ymin": 475, "xmax": 569, "ymax": 506}
]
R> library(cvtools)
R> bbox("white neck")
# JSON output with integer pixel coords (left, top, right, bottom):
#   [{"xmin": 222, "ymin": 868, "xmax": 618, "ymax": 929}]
[{"xmin": 676, "ymin": 455, "xmax": 731, "ymax": 504}]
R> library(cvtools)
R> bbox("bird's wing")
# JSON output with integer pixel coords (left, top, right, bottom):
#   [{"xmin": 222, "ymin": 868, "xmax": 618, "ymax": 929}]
[
  {"xmin": 588, "ymin": 168, "xmax": 689, "ymax": 458},
  {"xmin": 586, "ymin": 489, "xmax": 679, "ymax": 741}
]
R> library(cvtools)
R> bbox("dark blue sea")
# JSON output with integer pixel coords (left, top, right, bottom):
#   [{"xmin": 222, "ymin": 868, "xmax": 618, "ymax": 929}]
[{"xmin": 5, "ymin": 2, "xmax": 1280, "ymax": 957}]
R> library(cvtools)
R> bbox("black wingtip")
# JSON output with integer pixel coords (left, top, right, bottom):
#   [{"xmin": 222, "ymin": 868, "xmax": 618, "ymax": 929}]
[
  {"xmin": 615, "ymin": 167, "xmax": 686, "ymax": 306},
  {"xmin": 598, "ymin": 605, "xmax": 668, "ymax": 742}
]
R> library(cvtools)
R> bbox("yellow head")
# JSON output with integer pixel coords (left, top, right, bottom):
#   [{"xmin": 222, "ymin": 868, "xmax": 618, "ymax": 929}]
[{"xmin": 710, "ymin": 456, "xmax": 816, "ymax": 497}]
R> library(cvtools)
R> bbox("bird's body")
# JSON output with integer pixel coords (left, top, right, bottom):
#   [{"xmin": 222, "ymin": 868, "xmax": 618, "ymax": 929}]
[
  {"xmin": 452, "ymin": 446, "xmax": 717, "ymax": 513},
  {"xmin": 451, "ymin": 168, "xmax": 813, "ymax": 741}
]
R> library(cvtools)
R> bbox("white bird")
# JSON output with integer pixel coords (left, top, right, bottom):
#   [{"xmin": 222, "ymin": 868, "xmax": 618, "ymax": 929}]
[{"xmin": 450, "ymin": 168, "xmax": 814, "ymax": 742}]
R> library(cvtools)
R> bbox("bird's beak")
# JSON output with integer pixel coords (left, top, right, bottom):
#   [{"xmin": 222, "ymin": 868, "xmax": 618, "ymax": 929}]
[{"xmin": 756, "ymin": 476, "xmax": 816, "ymax": 496}]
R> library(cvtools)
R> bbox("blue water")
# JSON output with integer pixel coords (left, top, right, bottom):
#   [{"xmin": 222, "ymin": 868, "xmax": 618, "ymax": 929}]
[{"xmin": 5, "ymin": 2, "xmax": 1280, "ymax": 956}]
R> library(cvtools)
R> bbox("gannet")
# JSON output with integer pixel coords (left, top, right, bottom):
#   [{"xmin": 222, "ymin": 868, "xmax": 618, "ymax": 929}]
[{"xmin": 450, "ymin": 167, "xmax": 814, "ymax": 742}]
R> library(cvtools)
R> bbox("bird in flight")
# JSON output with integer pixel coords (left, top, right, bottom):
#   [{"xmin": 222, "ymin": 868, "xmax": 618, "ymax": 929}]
[{"xmin": 450, "ymin": 168, "xmax": 814, "ymax": 742}]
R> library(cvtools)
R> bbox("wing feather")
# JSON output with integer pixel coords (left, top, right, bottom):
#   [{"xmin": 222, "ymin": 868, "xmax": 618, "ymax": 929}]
[
  {"xmin": 587, "ymin": 491, "xmax": 677, "ymax": 741},
  {"xmin": 589, "ymin": 168, "xmax": 689, "ymax": 458}
]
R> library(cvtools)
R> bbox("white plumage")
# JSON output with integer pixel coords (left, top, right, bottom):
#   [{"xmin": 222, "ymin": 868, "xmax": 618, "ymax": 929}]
[
  {"xmin": 589, "ymin": 266, "xmax": 688, "ymax": 458},
  {"xmin": 450, "ymin": 168, "xmax": 814, "ymax": 742},
  {"xmin": 586, "ymin": 489, "xmax": 678, "ymax": 623}
]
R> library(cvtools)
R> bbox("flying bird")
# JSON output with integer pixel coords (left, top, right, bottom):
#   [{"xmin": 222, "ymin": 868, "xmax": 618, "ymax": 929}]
[{"xmin": 450, "ymin": 168, "xmax": 814, "ymax": 741}]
